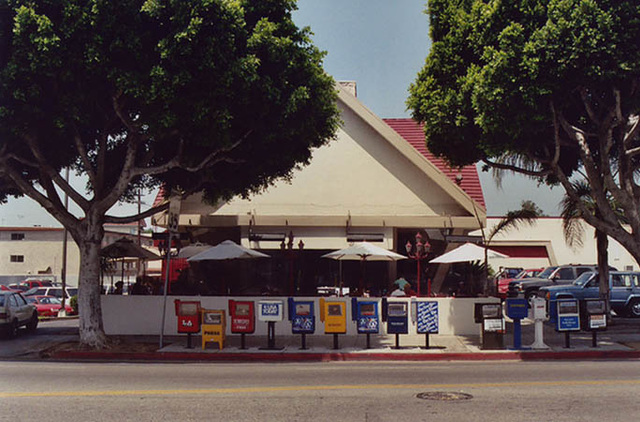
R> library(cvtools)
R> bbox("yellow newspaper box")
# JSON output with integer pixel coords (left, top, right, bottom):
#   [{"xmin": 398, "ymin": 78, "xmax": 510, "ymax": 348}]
[
  {"xmin": 201, "ymin": 309, "xmax": 226, "ymax": 350},
  {"xmin": 319, "ymin": 298, "xmax": 347, "ymax": 334}
]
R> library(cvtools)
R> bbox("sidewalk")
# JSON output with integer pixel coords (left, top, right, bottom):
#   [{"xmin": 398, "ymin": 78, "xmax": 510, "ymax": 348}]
[{"xmin": 45, "ymin": 319, "xmax": 640, "ymax": 362}]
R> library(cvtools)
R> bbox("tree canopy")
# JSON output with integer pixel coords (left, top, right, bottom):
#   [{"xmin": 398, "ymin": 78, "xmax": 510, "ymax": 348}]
[
  {"xmin": 0, "ymin": 0, "xmax": 339, "ymax": 347},
  {"xmin": 409, "ymin": 0, "xmax": 640, "ymax": 267}
]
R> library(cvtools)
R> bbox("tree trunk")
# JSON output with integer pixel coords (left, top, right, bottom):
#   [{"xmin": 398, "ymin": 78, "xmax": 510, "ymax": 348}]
[{"xmin": 77, "ymin": 220, "xmax": 107, "ymax": 349}]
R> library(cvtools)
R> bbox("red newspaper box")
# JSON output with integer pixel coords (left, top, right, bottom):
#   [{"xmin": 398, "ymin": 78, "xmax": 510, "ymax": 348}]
[
  {"xmin": 174, "ymin": 300, "xmax": 201, "ymax": 334},
  {"xmin": 229, "ymin": 300, "xmax": 255, "ymax": 334}
]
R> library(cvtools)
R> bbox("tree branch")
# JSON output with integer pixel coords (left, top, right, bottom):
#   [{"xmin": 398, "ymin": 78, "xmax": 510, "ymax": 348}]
[
  {"xmin": 103, "ymin": 201, "xmax": 169, "ymax": 224},
  {"xmin": 22, "ymin": 134, "xmax": 90, "ymax": 211},
  {"xmin": 482, "ymin": 158, "xmax": 550, "ymax": 178},
  {"xmin": 72, "ymin": 128, "xmax": 97, "ymax": 189}
]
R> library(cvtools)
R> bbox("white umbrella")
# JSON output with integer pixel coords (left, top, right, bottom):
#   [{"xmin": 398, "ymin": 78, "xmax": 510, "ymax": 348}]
[
  {"xmin": 176, "ymin": 243, "xmax": 212, "ymax": 259},
  {"xmin": 321, "ymin": 242, "xmax": 407, "ymax": 261},
  {"xmin": 187, "ymin": 240, "xmax": 270, "ymax": 261},
  {"xmin": 428, "ymin": 242, "xmax": 509, "ymax": 264},
  {"xmin": 322, "ymin": 242, "xmax": 407, "ymax": 294}
]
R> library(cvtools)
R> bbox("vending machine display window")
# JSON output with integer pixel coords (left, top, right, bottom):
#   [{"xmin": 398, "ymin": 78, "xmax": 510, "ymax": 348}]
[
  {"xmin": 204, "ymin": 312, "xmax": 221, "ymax": 325},
  {"xmin": 296, "ymin": 303, "xmax": 311, "ymax": 316},
  {"xmin": 328, "ymin": 304, "xmax": 343, "ymax": 316}
]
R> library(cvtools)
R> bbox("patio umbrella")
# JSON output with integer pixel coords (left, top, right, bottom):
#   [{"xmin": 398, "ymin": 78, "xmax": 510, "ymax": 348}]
[
  {"xmin": 321, "ymin": 242, "xmax": 407, "ymax": 261},
  {"xmin": 187, "ymin": 240, "xmax": 270, "ymax": 261},
  {"xmin": 176, "ymin": 242, "xmax": 211, "ymax": 259},
  {"xmin": 428, "ymin": 242, "xmax": 509, "ymax": 264},
  {"xmin": 100, "ymin": 237, "xmax": 161, "ymax": 260},
  {"xmin": 100, "ymin": 237, "xmax": 161, "ymax": 292},
  {"xmin": 187, "ymin": 240, "xmax": 270, "ymax": 295},
  {"xmin": 322, "ymin": 242, "xmax": 407, "ymax": 293}
]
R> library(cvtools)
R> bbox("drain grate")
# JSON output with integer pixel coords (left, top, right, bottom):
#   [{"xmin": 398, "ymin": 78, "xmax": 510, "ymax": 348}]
[{"xmin": 416, "ymin": 392, "xmax": 473, "ymax": 401}]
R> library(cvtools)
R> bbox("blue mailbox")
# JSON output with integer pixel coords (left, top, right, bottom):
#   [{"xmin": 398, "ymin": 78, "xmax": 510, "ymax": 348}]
[
  {"xmin": 505, "ymin": 298, "xmax": 528, "ymax": 350},
  {"xmin": 288, "ymin": 298, "xmax": 315, "ymax": 349}
]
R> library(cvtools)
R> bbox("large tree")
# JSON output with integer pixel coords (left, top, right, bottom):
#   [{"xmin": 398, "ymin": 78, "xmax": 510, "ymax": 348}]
[
  {"xmin": 0, "ymin": 0, "xmax": 339, "ymax": 347},
  {"xmin": 408, "ymin": 0, "xmax": 640, "ymax": 302}
]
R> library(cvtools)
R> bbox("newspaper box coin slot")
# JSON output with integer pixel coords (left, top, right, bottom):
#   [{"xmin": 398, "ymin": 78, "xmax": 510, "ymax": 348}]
[
  {"xmin": 201, "ymin": 309, "xmax": 226, "ymax": 350},
  {"xmin": 556, "ymin": 299, "xmax": 580, "ymax": 348},
  {"xmin": 229, "ymin": 300, "xmax": 255, "ymax": 350},
  {"xmin": 174, "ymin": 300, "xmax": 201, "ymax": 349},
  {"xmin": 352, "ymin": 299, "xmax": 379, "ymax": 349},
  {"xmin": 288, "ymin": 299, "xmax": 315, "ymax": 350},
  {"xmin": 258, "ymin": 300, "xmax": 284, "ymax": 350},
  {"xmin": 473, "ymin": 303, "xmax": 504, "ymax": 350},
  {"xmin": 320, "ymin": 298, "xmax": 346, "ymax": 349},
  {"xmin": 412, "ymin": 300, "xmax": 439, "ymax": 349}
]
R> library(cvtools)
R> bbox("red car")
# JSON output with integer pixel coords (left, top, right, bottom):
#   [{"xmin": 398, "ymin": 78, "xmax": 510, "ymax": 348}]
[
  {"xmin": 26, "ymin": 295, "xmax": 74, "ymax": 317},
  {"xmin": 497, "ymin": 268, "xmax": 543, "ymax": 298}
]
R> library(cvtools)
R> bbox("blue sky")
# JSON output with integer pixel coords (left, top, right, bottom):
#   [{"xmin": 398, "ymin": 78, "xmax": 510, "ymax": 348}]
[{"xmin": 0, "ymin": 1, "xmax": 564, "ymax": 227}]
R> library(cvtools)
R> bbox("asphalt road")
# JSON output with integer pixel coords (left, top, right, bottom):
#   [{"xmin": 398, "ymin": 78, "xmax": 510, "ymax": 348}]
[{"xmin": 1, "ymin": 359, "xmax": 639, "ymax": 422}]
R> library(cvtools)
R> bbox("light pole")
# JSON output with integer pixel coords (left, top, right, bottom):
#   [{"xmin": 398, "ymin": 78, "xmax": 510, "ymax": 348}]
[
  {"xmin": 281, "ymin": 231, "xmax": 304, "ymax": 296},
  {"xmin": 405, "ymin": 232, "xmax": 431, "ymax": 296}
]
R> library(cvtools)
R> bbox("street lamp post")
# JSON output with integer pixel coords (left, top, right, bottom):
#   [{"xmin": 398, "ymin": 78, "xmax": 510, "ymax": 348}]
[
  {"xmin": 281, "ymin": 231, "xmax": 304, "ymax": 296},
  {"xmin": 405, "ymin": 233, "xmax": 431, "ymax": 297}
]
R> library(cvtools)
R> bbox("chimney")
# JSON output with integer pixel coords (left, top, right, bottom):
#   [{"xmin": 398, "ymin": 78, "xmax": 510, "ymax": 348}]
[{"xmin": 338, "ymin": 81, "xmax": 357, "ymax": 97}]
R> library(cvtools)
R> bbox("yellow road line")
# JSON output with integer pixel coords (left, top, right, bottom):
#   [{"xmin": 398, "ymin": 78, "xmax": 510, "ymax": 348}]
[{"xmin": 1, "ymin": 379, "xmax": 639, "ymax": 398}]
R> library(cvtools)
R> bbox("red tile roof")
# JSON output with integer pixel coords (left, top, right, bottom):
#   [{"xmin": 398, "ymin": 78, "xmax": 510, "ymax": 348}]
[{"xmin": 383, "ymin": 118, "xmax": 486, "ymax": 209}]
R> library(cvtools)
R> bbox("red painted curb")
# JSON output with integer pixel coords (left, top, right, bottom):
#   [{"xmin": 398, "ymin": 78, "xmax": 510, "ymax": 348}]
[{"xmin": 51, "ymin": 349, "xmax": 640, "ymax": 362}]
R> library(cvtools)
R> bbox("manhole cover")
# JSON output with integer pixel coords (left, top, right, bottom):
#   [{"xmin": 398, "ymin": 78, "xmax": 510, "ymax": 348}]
[{"xmin": 416, "ymin": 392, "xmax": 473, "ymax": 401}]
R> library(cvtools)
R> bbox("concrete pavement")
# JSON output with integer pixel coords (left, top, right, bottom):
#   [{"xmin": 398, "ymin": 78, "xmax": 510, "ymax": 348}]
[{"xmin": 7, "ymin": 316, "xmax": 638, "ymax": 362}]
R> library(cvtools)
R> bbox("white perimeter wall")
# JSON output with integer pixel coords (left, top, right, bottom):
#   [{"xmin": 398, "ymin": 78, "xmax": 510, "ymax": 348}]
[{"xmin": 102, "ymin": 295, "xmax": 499, "ymax": 337}]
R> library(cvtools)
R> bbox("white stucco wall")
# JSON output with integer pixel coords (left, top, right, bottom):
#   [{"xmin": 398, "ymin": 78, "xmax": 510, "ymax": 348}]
[
  {"xmin": 102, "ymin": 295, "xmax": 499, "ymax": 337},
  {"xmin": 473, "ymin": 218, "xmax": 639, "ymax": 271}
]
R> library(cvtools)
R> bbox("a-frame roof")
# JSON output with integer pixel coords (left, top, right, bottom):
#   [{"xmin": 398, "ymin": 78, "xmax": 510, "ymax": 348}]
[{"xmin": 154, "ymin": 84, "xmax": 486, "ymax": 226}]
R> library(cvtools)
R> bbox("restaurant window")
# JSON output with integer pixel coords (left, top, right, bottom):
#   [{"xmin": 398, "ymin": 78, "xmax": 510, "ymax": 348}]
[{"xmin": 11, "ymin": 233, "xmax": 25, "ymax": 240}]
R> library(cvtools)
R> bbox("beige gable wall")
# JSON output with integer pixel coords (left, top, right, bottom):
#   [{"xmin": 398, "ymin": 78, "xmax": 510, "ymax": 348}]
[{"xmin": 184, "ymin": 93, "xmax": 471, "ymax": 221}]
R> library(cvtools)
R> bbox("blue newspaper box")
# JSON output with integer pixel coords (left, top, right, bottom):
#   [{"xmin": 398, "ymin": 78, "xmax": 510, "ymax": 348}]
[
  {"xmin": 383, "ymin": 300, "xmax": 408, "ymax": 334},
  {"xmin": 414, "ymin": 300, "xmax": 439, "ymax": 334},
  {"xmin": 355, "ymin": 300, "xmax": 379, "ymax": 334},
  {"xmin": 557, "ymin": 299, "xmax": 580, "ymax": 332},
  {"xmin": 288, "ymin": 299, "xmax": 315, "ymax": 334}
]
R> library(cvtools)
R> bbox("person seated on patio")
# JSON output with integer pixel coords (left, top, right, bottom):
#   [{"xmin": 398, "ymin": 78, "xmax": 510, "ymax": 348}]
[
  {"xmin": 113, "ymin": 281, "xmax": 124, "ymax": 295},
  {"xmin": 403, "ymin": 284, "xmax": 417, "ymax": 297},
  {"xmin": 390, "ymin": 286, "xmax": 406, "ymax": 297}
]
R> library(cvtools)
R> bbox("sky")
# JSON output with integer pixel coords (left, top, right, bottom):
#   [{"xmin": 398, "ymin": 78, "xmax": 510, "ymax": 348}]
[{"xmin": 0, "ymin": 1, "xmax": 565, "ymax": 228}]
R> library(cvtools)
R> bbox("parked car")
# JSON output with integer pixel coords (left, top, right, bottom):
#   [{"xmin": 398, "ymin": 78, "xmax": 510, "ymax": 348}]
[
  {"xmin": 0, "ymin": 291, "xmax": 38, "ymax": 337},
  {"xmin": 26, "ymin": 295, "xmax": 74, "ymax": 317},
  {"xmin": 497, "ymin": 268, "xmax": 543, "ymax": 298},
  {"xmin": 507, "ymin": 264, "xmax": 614, "ymax": 299},
  {"xmin": 25, "ymin": 287, "xmax": 78, "ymax": 301},
  {"xmin": 539, "ymin": 271, "xmax": 640, "ymax": 320},
  {"xmin": 21, "ymin": 280, "xmax": 54, "ymax": 289}
]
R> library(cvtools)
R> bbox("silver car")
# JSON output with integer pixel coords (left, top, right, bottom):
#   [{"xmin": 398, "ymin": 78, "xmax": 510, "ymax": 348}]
[{"xmin": 0, "ymin": 291, "xmax": 38, "ymax": 337}]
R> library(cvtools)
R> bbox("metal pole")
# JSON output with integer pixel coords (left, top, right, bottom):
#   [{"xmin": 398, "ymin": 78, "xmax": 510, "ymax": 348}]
[
  {"xmin": 159, "ymin": 232, "xmax": 172, "ymax": 349},
  {"xmin": 416, "ymin": 258, "xmax": 421, "ymax": 297}
]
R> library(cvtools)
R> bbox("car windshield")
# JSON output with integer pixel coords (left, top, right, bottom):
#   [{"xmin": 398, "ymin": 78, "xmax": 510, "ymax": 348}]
[
  {"xmin": 573, "ymin": 272, "xmax": 596, "ymax": 286},
  {"xmin": 26, "ymin": 297, "xmax": 36, "ymax": 303},
  {"xmin": 537, "ymin": 266, "xmax": 558, "ymax": 279}
]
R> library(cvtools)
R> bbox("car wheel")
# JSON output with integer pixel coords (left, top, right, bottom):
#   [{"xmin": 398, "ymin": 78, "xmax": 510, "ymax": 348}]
[
  {"xmin": 626, "ymin": 298, "xmax": 640, "ymax": 318},
  {"xmin": 9, "ymin": 319, "xmax": 19, "ymax": 338},
  {"xmin": 26, "ymin": 312, "xmax": 38, "ymax": 332},
  {"xmin": 525, "ymin": 290, "xmax": 536, "ymax": 301}
]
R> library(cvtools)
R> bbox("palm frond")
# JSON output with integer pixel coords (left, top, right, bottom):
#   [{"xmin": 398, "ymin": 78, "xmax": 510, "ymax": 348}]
[{"xmin": 487, "ymin": 201, "xmax": 541, "ymax": 242}]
